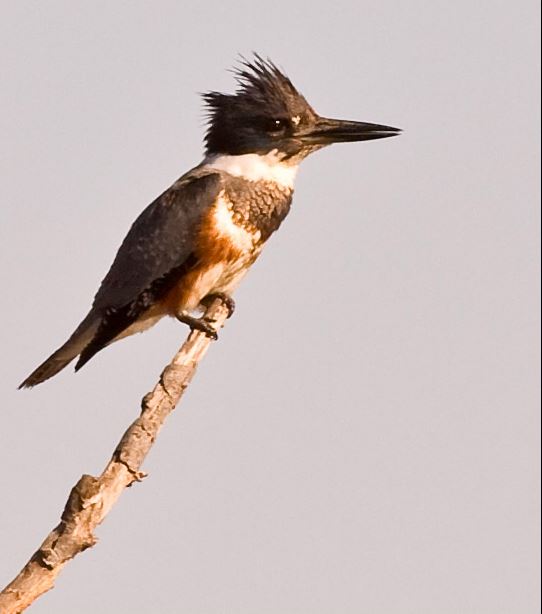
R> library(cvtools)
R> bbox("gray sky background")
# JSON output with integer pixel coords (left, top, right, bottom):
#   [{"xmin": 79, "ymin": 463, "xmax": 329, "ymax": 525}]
[{"xmin": 1, "ymin": 2, "xmax": 540, "ymax": 613}]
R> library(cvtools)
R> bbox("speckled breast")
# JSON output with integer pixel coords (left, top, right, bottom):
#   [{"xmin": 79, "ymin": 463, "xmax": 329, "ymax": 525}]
[
  {"xmin": 223, "ymin": 177, "xmax": 293, "ymax": 243},
  {"xmin": 167, "ymin": 177, "xmax": 293, "ymax": 312}
]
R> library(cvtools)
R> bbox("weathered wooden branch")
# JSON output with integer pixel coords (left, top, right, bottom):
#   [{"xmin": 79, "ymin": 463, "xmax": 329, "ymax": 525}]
[{"xmin": 0, "ymin": 299, "xmax": 230, "ymax": 614}]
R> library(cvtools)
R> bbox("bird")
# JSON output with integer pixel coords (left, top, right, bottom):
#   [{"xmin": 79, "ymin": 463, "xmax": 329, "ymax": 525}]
[{"xmin": 20, "ymin": 55, "xmax": 401, "ymax": 388}]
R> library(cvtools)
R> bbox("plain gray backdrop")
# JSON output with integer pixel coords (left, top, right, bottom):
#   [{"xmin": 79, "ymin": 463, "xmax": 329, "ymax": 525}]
[{"xmin": 1, "ymin": 1, "xmax": 540, "ymax": 613}]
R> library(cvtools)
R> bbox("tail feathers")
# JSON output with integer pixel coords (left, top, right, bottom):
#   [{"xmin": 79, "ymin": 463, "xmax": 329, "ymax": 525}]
[{"xmin": 19, "ymin": 315, "xmax": 99, "ymax": 389}]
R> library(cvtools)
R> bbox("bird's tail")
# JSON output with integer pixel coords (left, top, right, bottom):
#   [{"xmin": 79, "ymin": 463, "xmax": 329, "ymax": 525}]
[{"xmin": 19, "ymin": 314, "xmax": 100, "ymax": 389}]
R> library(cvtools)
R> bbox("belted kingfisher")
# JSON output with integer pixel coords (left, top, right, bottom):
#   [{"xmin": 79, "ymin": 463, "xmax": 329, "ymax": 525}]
[{"xmin": 20, "ymin": 55, "xmax": 400, "ymax": 388}]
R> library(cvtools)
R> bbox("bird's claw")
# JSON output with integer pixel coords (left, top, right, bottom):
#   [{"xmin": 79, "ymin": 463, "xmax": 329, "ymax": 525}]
[
  {"xmin": 201, "ymin": 292, "xmax": 236, "ymax": 318},
  {"xmin": 176, "ymin": 313, "xmax": 218, "ymax": 340}
]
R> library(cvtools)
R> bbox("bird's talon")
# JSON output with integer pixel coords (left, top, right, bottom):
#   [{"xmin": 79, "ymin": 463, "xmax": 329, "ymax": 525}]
[
  {"xmin": 202, "ymin": 293, "xmax": 236, "ymax": 318},
  {"xmin": 176, "ymin": 313, "xmax": 218, "ymax": 340}
]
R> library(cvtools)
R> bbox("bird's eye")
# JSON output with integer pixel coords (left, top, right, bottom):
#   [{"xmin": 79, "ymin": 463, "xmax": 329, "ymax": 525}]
[{"xmin": 262, "ymin": 117, "xmax": 289, "ymax": 134}]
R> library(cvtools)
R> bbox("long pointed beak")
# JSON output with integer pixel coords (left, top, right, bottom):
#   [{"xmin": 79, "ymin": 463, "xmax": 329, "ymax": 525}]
[{"xmin": 299, "ymin": 117, "xmax": 401, "ymax": 145}]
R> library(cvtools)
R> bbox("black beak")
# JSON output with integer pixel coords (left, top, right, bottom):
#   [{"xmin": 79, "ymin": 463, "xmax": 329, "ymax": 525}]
[{"xmin": 299, "ymin": 117, "xmax": 401, "ymax": 145}]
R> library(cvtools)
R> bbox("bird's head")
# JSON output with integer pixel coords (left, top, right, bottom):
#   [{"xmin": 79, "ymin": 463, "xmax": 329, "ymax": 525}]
[{"xmin": 203, "ymin": 55, "xmax": 401, "ymax": 162}]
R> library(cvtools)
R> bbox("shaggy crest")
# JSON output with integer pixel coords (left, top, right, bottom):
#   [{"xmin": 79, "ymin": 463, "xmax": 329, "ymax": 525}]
[{"xmin": 203, "ymin": 55, "xmax": 315, "ymax": 155}]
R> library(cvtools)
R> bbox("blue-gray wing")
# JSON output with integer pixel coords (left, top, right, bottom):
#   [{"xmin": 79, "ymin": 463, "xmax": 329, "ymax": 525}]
[
  {"xmin": 92, "ymin": 171, "xmax": 222, "ymax": 311},
  {"xmin": 73, "ymin": 170, "xmax": 223, "ymax": 369},
  {"xmin": 19, "ymin": 170, "xmax": 223, "ymax": 386}
]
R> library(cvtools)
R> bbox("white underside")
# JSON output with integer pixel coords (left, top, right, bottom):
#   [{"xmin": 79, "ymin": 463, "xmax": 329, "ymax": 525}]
[
  {"xmin": 204, "ymin": 150, "xmax": 298, "ymax": 189},
  {"xmin": 182, "ymin": 194, "xmax": 263, "ymax": 312},
  {"xmin": 213, "ymin": 193, "xmax": 261, "ymax": 249},
  {"xmin": 197, "ymin": 153, "xmax": 296, "ymax": 303},
  {"xmin": 182, "ymin": 262, "xmax": 251, "ymax": 312}
]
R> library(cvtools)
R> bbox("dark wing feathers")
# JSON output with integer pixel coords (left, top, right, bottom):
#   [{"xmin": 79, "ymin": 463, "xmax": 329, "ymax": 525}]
[
  {"xmin": 75, "ymin": 171, "xmax": 222, "ymax": 369},
  {"xmin": 92, "ymin": 171, "xmax": 222, "ymax": 310},
  {"xmin": 20, "ymin": 171, "xmax": 223, "ymax": 386}
]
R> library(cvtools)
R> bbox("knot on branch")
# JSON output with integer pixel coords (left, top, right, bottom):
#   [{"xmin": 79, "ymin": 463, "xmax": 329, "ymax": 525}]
[
  {"xmin": 161, "ymin": 363, "xmax": 195, "ymax": 397},
  {"xmin": 61, "ymin": 474, "xmax": 101, "ymax": 521}
]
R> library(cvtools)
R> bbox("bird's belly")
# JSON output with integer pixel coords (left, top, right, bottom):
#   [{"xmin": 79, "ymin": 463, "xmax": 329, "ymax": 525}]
[
  {"xmin": 165, "ymin": 253, "xmax": 257, "ymax": 314},
  {"xmin": 163, "ymin": 194, "xmax": 263, "ymax": 315},
  {"xmin": 212, "ymin": 252, "xmax": 258, "ymax": 293}
]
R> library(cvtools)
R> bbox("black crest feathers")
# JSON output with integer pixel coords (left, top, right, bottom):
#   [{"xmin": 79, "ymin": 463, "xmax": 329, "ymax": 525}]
[{"xmin": 202, "ymin": 55, "xmax": 313, "ymax": 155}]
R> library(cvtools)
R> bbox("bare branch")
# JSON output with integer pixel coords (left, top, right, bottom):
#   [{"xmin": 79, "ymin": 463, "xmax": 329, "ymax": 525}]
[{"xmin": 0, "ymin": 298, "xmax": 230, "ymax": 614}]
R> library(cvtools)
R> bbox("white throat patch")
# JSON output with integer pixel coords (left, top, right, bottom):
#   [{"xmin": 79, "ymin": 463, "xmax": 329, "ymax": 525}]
[{"xmin": 204, "ymin": 151, "xmax": 298, "ymax": 189}]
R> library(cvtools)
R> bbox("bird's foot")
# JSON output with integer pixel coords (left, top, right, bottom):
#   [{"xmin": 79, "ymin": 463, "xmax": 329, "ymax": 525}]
[
  {"xmin": 177, "ymin": 294, "xmax": 235, "ymax": 339},
  {"xmin": 201, "ymin": 292, "xmax": 236, "ymax": 318},
  {"xmin": 176, "ymin": 312, "xmax": 218, "ymax": 340}
]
